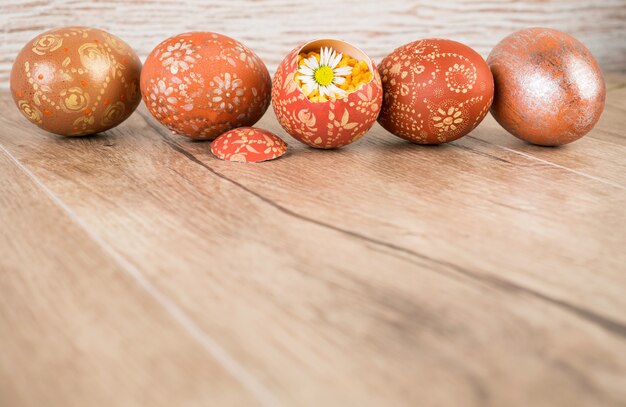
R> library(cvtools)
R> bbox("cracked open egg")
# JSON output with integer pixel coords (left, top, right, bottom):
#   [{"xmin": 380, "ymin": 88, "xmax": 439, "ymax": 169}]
[
  {"xmin": 10, "ymin": 26, "xmax": 142, "ymax": 136},
  {"xmin": 141, "ymin": 32, "xmax": 271, "ymax": 140},
  {"xmin": 272, "ymin": 39, "xmax": 382, "ymax": 149},
  {"xmin": 378, "ymin": 39, "xmax": 494, "ymax": 144}
]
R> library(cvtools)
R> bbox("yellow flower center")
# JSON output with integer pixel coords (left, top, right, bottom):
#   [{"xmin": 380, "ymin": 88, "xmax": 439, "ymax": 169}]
[{"xmin": 314, "ymin": 66, "xmax": 334, "ymax": 86}]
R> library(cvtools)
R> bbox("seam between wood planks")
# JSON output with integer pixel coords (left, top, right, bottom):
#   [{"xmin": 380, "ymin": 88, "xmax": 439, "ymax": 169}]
[
  {"xmin": 0, "ymin": 143, "xmax": 284, "ymax": 407},
  {"xmin": 137, "ymin": 111, "xmax": 626, "ymax": 341},
  {"xmin": 467, "ymin": 135, "xmax": 626, "ymax": 190},
  {"xmin": 449, "ymin": 142, "xmax": 516, "ymax": 164}
]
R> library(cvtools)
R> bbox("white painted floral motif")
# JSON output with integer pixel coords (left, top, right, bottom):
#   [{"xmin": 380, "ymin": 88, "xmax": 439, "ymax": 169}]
[
  {"xmin": 160, "ymin": 40, "xmax": 197, "ymax": 75},
  {"xmin": 228, "ymin": 41, "xmax": 256, "ymax": 69},
  {"xmin": 149, "ymin": 79, "xmax": 178, "ymax": 117},
  {"xmin": 211, "ymin": 73, "xmax": 244, "ymax": 112}
]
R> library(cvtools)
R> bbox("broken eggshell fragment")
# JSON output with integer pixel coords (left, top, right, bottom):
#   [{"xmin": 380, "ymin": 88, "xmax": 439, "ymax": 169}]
[
  {"xmin": 272, "ymin": 39, "xmax": 382, "ymax": 149},
  {"xmin": 210, "ymin": 127, "xmax": 287, "ymax": 163}
]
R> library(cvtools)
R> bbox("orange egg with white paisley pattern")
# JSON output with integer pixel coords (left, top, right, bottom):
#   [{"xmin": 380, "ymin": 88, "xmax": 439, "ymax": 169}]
[
  {"xmin": 141, "ymin": 32, "xmax": 271, "ymax": 140},
  {"xmin": 378, "ymin": 39, "xmax": 494, "ymax": 144},
  {"xmin": 272, "ymin": 39, "xmax": 382, "ymax": 149},
  {"xmin": 211, "ymin": 127, "xmax": 287, "ymax": 163},
  {"xmin": 10, "ymin": 26, "xmax": 142, "ymax": 136}
]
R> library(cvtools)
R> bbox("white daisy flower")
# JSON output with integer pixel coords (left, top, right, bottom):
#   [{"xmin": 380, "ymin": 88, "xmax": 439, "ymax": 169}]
[{"xmin": 297, "ymin": 47, "xmax": 352, "ymax": 98}]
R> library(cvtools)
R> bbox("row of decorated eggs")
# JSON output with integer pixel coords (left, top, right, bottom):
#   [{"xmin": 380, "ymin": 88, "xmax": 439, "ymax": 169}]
[{"xmin": 10, "ymin": 27, "xmax": 605, "ymax": 162}]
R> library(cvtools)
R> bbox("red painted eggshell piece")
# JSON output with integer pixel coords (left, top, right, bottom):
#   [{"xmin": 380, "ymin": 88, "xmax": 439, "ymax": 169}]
[
  {"xmin": 272, "ymin": 39, "xmax": 383, "ymax": 149},
  {"xmin": 211, "ymin": 127, "xmax": 287, "ymax": 163}
]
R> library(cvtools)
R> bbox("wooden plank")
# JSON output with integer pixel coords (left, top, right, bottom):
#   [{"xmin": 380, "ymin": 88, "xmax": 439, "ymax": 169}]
[
  {"xmin": 0, "ymin": 147, "xmax": 263, "ymax": 406},
  {"xmin": 1, "ymin": 86, "xmax": 625, "ymax": 406},
  {"xmin": 604, "ymin": 85, "xmax": 626, "ymax": 126},
  {"xmin": 462, "ymin": 75, "xmax": 626, "ymax": 184},
  {"xmin": 191, "ymin": 106, "xmax": 626, "ymax": 325},
  {"xmin": 464, "ymin": 117, "xmax": 626, "ymax": 187},
  {"xmin": 1, "ymin": 0, "xmax": 625, "ymax": 88}
]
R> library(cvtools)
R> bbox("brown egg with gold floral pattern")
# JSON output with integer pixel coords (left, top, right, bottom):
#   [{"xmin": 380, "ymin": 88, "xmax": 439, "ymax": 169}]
[{"xmin": 10, "ymin": 26, "xmax": 142, "ymax": 136}]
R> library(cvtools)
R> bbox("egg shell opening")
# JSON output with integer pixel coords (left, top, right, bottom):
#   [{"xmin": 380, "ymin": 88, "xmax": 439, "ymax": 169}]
[
  {"xmin": 272, "ymin": 39, "xmax": 383, "ymax": 149},
  {"xmin": 295, "ymin": 38, "xmax": 375, "ymax": 98}
]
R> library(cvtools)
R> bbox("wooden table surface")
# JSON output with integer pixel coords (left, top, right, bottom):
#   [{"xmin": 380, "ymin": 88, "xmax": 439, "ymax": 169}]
[{"xmin": 1, "ymin": 74, "xmax": 626, "ymax": 406}]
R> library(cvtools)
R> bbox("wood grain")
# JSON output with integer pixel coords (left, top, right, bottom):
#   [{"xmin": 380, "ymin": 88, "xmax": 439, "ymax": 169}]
[
  {"xmin": 0, "ymin": 148, "xmax": 265, "ymax": 406},
  {"xmin": 1, "ymin": 0, "xmax": 625, "ymax": 88},
  {"xmin": 0, "ymin": 76, "xmax": 625, "ymax": 406}
]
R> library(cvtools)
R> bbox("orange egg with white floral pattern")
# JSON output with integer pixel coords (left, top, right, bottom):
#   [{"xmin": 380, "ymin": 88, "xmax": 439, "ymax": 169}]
[
  {"xmin": 141, "ymin": 32, "xmax": 271, "ymax": 140},
  {"xmin": 272, "ymin": 39, "xmax": 382, "ymax": 149}
]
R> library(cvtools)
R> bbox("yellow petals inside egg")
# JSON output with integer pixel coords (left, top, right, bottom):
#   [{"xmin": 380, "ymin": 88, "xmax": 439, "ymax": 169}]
[{"xmin": 294, "ymin": 47, "xmax": 373, "ymax": 102}]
